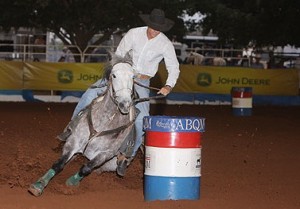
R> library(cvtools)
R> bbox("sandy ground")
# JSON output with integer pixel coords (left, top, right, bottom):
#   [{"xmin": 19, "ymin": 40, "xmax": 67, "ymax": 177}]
[{"xmin": 0, "ymin": 102, "xmax": 299, "ymax": 209}]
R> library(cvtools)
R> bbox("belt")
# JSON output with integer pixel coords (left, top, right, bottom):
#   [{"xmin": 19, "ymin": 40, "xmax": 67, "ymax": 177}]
[{"xmin": 135, "ymin": 73, "xmax": 151, "ymax": 80}]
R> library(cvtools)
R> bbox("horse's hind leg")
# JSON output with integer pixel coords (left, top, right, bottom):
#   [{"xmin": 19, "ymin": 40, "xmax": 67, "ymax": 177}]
[
  {"xmin": 66, "ymin": 155, "xmax": 108, "ymax": 186},
  {"xmin": 28, "ymin": 154, "xmax": 71, "ymax": 196}
]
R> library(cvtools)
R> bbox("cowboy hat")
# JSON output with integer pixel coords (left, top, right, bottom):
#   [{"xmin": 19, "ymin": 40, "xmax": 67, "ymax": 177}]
[{"xmin": 139, "ymin": 9, "xmax": 174, "ymax": 32}]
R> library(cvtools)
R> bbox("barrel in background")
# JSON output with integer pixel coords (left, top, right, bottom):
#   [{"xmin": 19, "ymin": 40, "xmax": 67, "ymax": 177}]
[
  {"xmin": 143, "ymin": 116, "xmax": 205, "ymax": 201},
  {"xmin": 231, "ymin": 87, "xmax": 253, "ymax": 116}
]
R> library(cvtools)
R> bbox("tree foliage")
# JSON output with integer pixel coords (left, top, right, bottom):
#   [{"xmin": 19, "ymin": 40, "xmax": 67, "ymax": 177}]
[
  {"xmin": 0, "ymin": 0, "xmax": 36, "ymax": 30},
  {"xmin": 186, "ymin": 0, "xmax": 300, "ymax": 47},
  {"xmin": 0, "ymin": 0, "xmax": 187, "ymax": 60},
  {"xmin": 2, "ymin": 0, "xmax": 299, "ymax": 52}
]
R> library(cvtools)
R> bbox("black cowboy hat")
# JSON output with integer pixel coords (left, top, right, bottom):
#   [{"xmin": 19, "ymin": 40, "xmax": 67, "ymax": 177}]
[{"xmin": 139, "ymin": 9, "xmax": 174, "ymax": 32}]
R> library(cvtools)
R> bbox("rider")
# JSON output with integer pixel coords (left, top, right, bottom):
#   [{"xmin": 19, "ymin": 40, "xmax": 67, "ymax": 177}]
[{"xmin": 70, "ymin": 8, "xmax": 180, "ymax": 176}]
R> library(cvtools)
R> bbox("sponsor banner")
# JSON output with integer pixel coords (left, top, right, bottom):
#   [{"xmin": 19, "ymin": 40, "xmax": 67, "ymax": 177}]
[
  {"xmin": 143, "ymin": 116, "xmax": 205, "ymax": 133},
  {"xmin": 23, "ymin": 62, "xmax": 103, "ymax": 90},
  {"xmin": 153, "ymin": 65, "xmax": 299, "ymax": 96},
  {"xmin": 0, "ymin": 61, "xmax": 24, "ymax": 89},
  {"xmin": 1, "ymin": 61, "xmax": 299, "ymax": 95}
]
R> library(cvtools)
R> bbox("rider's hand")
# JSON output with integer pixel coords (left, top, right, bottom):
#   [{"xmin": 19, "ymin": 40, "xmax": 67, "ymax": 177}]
[{"xmin": 158, "ymin": 85, "xmax": 172, "ymax": 96}]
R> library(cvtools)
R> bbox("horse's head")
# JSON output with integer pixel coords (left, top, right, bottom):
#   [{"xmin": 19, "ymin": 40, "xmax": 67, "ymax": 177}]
[{"xmin": 108, "ymin": 53, "xmax": 134, "ymax": 114}]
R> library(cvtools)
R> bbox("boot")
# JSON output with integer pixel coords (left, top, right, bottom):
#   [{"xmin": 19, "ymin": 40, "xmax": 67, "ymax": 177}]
[
  {"xmin": 56, "ymin": 129, "xmax": 71, "ymax": 141},
  {"xmin": 116, "ymin": 154, "xmax": 129, "ymax": 177}
]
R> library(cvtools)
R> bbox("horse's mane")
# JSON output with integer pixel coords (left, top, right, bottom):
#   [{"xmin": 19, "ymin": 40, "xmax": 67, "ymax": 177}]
[{"xmin": 102, "ymin": 52, "xmax": 133, "ymax": 81}]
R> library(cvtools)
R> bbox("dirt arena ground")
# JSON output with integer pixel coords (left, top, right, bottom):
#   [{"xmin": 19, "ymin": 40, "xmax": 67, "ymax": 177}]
[{"xmin": 0, "ymin": 102, "xmax": 299, "ymax": 209}]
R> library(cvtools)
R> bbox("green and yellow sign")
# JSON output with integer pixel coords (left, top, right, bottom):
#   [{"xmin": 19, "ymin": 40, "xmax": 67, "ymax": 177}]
[
  {"xmin": 154, "ymin": 65, "xmax": 299, "ymax": 96},
  {"xmin": 0, "ymin": 61, "xmax": 299, "ymax": 96}
]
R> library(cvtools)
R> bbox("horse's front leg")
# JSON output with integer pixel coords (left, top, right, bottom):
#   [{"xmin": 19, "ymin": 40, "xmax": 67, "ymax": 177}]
[
  {"xmin": 66, "ymin": 154, "xmax": 109, "ymax": 186},
  {"xmin": 28, "ymin": 153, "xmax": 71, "ymax": 196}
]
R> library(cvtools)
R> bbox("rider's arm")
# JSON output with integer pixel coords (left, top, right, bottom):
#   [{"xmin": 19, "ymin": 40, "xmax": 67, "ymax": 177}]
[
  {"xmin": 162, "ymin": 41, "xmax": 180, "ymax": 88},
  {"xmin": 115, "ymin": 29, "xmax": 134, "ymax": 57}
]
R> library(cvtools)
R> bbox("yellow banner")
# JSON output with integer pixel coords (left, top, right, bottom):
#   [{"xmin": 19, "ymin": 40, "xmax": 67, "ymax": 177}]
[
  {"xmin": 23, "ymin": 62, "xmax": 104, "ymax": 90},
  {"xmin": 0, "ymin": 61, "xmax": 24, "ymax": 89},
  {"xmin": 153, "ymin": 65, "xmax": 299, "ymax": 96},
  {"xmin": 0, "ymin": 61, "xmax": 299, "ymax": 96}
]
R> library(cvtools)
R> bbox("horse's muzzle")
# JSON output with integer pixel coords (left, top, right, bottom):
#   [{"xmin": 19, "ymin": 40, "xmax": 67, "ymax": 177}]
[{"xmin": 118, "ymin": 101, "xmax": 131, "ymax": 114}]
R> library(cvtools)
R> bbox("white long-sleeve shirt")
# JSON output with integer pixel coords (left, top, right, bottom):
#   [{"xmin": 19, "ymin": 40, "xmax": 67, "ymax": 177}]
[{"xmin": 115, "ymin": 26, "xmax": 180, "ymax": 87}]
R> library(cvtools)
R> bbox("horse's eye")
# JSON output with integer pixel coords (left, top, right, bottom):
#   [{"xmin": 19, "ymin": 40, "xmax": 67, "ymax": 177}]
[{"xmin": 112, "ymin": 74, "xmax": 116, "ymax": 78}]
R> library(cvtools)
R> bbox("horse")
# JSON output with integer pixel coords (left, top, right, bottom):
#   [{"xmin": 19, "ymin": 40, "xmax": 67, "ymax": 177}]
[
  {"xmin": 28, "ymin": 53, "xmax": 138, "ymax": 197},
  {"xmin": 186, "ymin": 52, "xmax": 227, "ymax": 66},
  {"xmin": 212, "ymin": 57, "xmax": 226, "ymax": 66}
]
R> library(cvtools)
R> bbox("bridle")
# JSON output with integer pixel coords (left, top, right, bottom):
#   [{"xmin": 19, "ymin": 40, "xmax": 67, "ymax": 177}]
[
  {"xmin": 86, "ymin": 69, "xmax": 136, "ymax": 144},
  {"xmin": 108, "ymin": 66, "xmax": 134, "ymax": 108}
]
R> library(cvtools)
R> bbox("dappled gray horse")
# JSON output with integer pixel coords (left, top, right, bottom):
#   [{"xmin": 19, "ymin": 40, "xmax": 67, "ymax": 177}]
[{"xmin": 28, "ymin": 54, "xmax": 137, "ymax": 196}]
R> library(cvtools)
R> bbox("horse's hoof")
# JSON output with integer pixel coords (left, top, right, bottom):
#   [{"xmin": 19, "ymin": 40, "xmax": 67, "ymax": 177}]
[{"xmin": 28, "ymin": 182, "xmax": 43, "ymax": 197}]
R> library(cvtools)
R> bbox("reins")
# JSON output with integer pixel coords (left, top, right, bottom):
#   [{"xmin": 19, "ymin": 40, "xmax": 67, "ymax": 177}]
[
  {"xmin": 133, "ymin": 80, "xmax": 166, "ymax": 103},
  {"xmin": 90, "ymin": 79, "xmax": 166, "ymax": 103},
  {"xmin": 84, "ymin": 105, "xmax": 136, "ymax": 154},
  {"xmin": 89, "ymin": 81, "xmax": 108, "ymax": 89}
]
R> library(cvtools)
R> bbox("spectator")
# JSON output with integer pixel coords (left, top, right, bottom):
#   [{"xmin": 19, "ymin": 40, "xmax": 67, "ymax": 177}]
[
  {"xmin": 33, "ymin": 35, "xmax": 46, "ymax": 62},
  {"xmin": 58, "ymin": 47, "xmax": 75, "ymax": 62}
]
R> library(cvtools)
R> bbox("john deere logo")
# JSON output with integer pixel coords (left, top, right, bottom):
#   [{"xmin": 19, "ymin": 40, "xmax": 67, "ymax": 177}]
[
  {"xmin": 58, "ymin": 70, "xmax": 73, "ymax": 83},
  {"xmin": 197, "ymin": 73, "xmax": 212, "ymax": 87}
]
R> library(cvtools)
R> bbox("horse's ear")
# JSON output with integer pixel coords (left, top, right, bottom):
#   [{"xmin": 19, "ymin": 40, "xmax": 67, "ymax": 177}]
[{"xmin": 106, "ymin": 50, "xmax": 113, "ymax": 61}]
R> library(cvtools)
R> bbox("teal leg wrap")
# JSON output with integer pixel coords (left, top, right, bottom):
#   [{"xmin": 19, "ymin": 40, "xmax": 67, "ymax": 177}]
[
  {"xmin": 40, "ymin": 168, "xmax": 56, "ymax": 185},
  {"xmin": 28, "ymin": 169, "xmax": 56, "ymax": 196},
  {"xmin": 66, "ymin": 172, "xmax": 83, "ymax": 186}
]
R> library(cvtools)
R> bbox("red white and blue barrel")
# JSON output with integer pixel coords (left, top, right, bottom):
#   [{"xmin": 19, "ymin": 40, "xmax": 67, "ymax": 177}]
[
  {"xmin": 231, "ymin": 87, "xmax": 253, "ymax": 116},
  {"xmin": 143, "ymin": 116, "xmax": 205, "ymax": 201}
]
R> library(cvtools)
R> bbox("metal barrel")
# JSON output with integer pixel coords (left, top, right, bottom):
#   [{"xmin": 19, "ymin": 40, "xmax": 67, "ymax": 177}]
[
  {"xmin": 231, "ymin": 87, "xmax": 253, "ymax": 116},
  {"xmin": 143, "ymin": 116, "xmax": 205, "ymax": 201}
]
